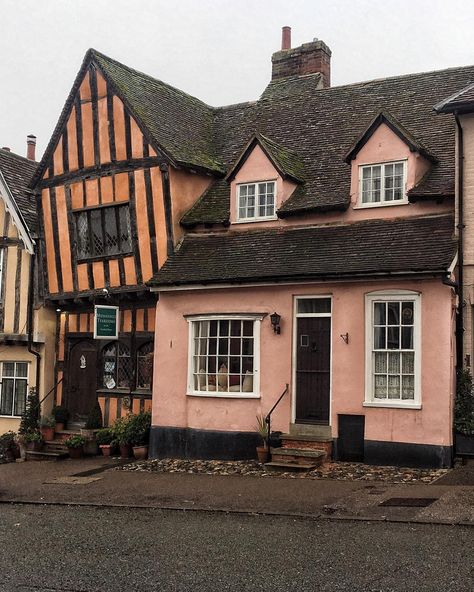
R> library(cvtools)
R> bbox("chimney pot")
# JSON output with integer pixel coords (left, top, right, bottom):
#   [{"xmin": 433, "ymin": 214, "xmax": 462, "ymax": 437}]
[
  {"xmin": 27, "ymin": 134, "xmax": 36, "ymax": 161},
  {"xmin": 281, "ymin": 26, "xmax": 291, "ymax": 50},
  {"xmin": 2, "ymin": 147, "xmax": 10, "ymax": 152}
]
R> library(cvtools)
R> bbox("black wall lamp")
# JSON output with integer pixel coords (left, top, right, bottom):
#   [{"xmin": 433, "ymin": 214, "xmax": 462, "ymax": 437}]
[{"xmin": 270, "ymin": 312, "xmax": 281, "ymax": 334}]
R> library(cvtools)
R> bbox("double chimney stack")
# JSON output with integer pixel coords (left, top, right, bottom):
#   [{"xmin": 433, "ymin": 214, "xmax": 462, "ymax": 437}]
[{"xmin": 272, "ymin": 26, "xmax": 331, "ymax": 88}]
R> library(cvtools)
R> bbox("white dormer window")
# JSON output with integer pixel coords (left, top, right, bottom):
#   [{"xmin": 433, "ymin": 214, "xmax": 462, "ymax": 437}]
[
  {"xmin": 360, "ymin": 161, "xmax": 407, "ymax": 206},
  {"xmin": 237, "ymin": 181, "xmax": 276, "ymax": 221}
]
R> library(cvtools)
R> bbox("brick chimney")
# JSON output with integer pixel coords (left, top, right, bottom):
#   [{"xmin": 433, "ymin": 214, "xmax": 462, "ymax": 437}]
[
  {"xmin": 272, "ymin": 28, "xmax": 331, "ymax": 87},
  {"xmin": 27, "ymin": 134, "xmax": 36, "ymax": 160}
]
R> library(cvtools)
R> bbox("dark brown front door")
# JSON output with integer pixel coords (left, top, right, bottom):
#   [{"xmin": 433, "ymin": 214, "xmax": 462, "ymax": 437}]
[
  {"xmin": 65, "ymin": 339, "xmax": 98, "ymax": 419},
  {"xmin": 295, "ymin": 317, "xmax": 331, "ymax": 424}
]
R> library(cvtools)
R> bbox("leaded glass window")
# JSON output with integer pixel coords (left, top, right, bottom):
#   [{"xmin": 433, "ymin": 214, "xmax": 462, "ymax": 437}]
[
  {"xmin": 137, "ymin": 342, "xmax": 154, "ymax": 390},
  {"xmin": 75, "ymin": 204, "xmax": 132, "ymax": 260},
  {"xmin": 102, "ymin": 342, "xmax": 132, "ymax": 390}
]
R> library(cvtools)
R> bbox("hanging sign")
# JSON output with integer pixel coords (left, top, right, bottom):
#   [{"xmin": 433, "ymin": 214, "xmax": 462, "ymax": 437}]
[{"xmin": 94, "ymin": 305, "xmax": 119, "ymax": 340}]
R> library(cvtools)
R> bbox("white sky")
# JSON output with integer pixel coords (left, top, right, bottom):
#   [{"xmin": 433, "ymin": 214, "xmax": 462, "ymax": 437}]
[{"xmin": 1, "ymin": 0, "xmax": 474, "ymax": 158}]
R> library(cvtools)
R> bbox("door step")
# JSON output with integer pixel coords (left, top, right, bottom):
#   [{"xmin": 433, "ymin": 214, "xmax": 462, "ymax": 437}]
[
  {"xmin": 25, "ymin": 450, "xmax": 69, "ymax": 461},
  {"xmin": 270, "ymin": 447, "xmax": 326, "ymax": 466},
  {"xmin": 280, "ymin": 434, "xmax": 333, "ymax": 459},
  {"xmin": 44, "ymin": 440, "xmax": 69, "ymax": 453},
  {"xmin": 264, "ymin": 461, "xmax": 318, "ymax": 472},
  {"xmin": 289, "ymin": 423, "xmax": 332, "ymax": 438}
]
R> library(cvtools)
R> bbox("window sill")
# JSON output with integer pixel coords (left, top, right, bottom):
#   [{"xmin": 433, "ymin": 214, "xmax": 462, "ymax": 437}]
[
  {"xmin": 0, "ymin": 414, "xmax": 21, "ymax": 419},
  {"xmin": 363, "ymin": 401, "xmax": 421, "ymax": 410},
  {"xmin": 233, "ymin": 216, "xmax": 278, "ymax": 224},
  {"xmin": 187, "ymin": 391, "xmax": 260, "ymax": 399},
  {"xmin": 353, "ymin": 200, "xmax": 409, "ymax": 210},
  {"xmin": 77, "ymin": 252, "xmax": 133, "ymax": 264}
]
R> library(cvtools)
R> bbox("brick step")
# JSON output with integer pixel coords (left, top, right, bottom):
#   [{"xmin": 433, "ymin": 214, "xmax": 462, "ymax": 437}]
[
  {"xmin": 44, "ymin": 442, "xmax": 69, "ymax": 453},
  {"xmin": 270, "ymin": 447, "xmax": 326, "ymax": 467},
  {"xmin": 264, "ymin": 461, "xmax": 318, "ymax": 472},
  {"xmin": 55, "ymin": 430, "xmax": 82, "ymax": 441},
  {"xmin": 25, "ymin": 450, "xmax": 69, "ymax": 461}
]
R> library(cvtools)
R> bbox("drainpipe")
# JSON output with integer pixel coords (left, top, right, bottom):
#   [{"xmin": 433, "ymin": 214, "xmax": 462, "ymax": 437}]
[
  {"xmin": 27, "ymin": 249, "xmax": 41, "ymax": 418},
  {"xmin": 455, "ymin": 114, "xmax": 464, "ymax": 373}
]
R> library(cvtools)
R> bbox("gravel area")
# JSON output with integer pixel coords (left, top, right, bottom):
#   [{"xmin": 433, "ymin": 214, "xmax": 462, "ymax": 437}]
[{"xmin": 118, "ymin": 458, "xmax": 447, "ymax": 483}]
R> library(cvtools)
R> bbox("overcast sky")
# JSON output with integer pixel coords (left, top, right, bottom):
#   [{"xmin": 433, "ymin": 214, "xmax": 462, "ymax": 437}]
[{"xmin": 1, "ymin": 0, "xmax": 474, "ymax": 158}]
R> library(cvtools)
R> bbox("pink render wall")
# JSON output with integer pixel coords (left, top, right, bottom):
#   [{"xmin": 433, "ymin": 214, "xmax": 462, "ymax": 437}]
[{"xmin": 152, "ymin": 279, "xmax": 455, "ymax": 447}]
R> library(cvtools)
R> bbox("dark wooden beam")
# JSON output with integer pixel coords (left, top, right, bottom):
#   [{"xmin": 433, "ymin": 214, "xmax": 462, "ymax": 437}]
[
  {"xmin": 160, "ymin": 163, "xmax": 175, "ymax": 257},
  {"xmin": 37, "ymin": 157, "xmax": 164, "ymax": 189}
]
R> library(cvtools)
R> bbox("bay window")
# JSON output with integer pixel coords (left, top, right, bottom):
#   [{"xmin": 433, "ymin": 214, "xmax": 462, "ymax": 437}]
[
  {"xmin": 187, "ymin": 315, "xmax": 261, "ymax": 397},
  {"xmin": 365, "ymin": 292, "xmax": 421, "ymax": 408}
]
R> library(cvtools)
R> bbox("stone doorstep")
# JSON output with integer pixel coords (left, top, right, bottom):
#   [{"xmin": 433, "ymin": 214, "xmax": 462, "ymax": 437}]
[
  {"xmin": 280, "ymin": 436, "xmax": 333, "ymax": 458},
  {"xmin": 270, "ymin": 447, "xmax": 326, "ymax": 468},
  {"xmin": 289, "ymin": 423, "xmax": 332, "ymax": 439},
  {"xmin": 264, "ymin": 461, "xmax": 319, "ymax": 471}
]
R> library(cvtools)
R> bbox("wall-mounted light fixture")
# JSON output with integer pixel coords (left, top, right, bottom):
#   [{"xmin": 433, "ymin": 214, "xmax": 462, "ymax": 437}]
[{"xmin": 270, "ymin": 312, "xmax": 281, "ymax": 334}]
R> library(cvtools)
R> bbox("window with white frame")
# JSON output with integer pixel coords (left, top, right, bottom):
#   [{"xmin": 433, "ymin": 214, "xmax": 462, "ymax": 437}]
[
  {"xmin": 188, "ymin": 317, "xmax": 260, "ymax": 396},
  {"xmin": 360, "ymin": 161, "xmax": 406, "ymax": 205},
  {"xmin": 0, "ymin": 362, "xmax": 28, "ymax": 417},
  {"xmin": 365, "ymin": 293, "xmax": 420, "ymax": 406},
  {"xmin": 238, "ymin": 182, "xmax": 276, "ymax": 221}
]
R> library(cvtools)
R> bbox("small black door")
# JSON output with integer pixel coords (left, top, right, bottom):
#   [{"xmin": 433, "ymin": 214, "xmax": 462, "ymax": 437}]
[
  {"xmin": 337, "ymin": 415, "xmax": 365, "ymax": 462},
  {"xmin": 295, "ymin": 317, "xmax": 331, "ymax": 424},
  {"xmin": 65, "ymin": 339, "xmax": 98, "ymax": 420}
]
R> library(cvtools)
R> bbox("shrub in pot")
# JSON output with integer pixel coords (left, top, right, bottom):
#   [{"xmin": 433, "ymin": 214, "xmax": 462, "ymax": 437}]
[
  {"xmin": 81, "ymin": 401, "xmax": 103, "ymax": 455},
  {"xmin": 40, "ymin": 416, "xmax": 56, "ymax": 441},
  {"xmin": 0, "ymin": 431, "xmax": 19, "ymax": 462},
  {"xmin": 111, "ymin": 416, "xmax": 133, "ymax": 458},
  {"xmin": 96, "ymin": 428, "xmax": 116, "ymax": 457},
  {"xmin": 22, "ymin": 429, "xmax": 44, "ymax": 452},
  {"xmin": 455, "ymin": 370, "xmax": 474, "ymax": 454},
  {"xmin": 52, "ymin": 405, "xmax": 69, "ymax": 431},
  {"xmin": 64, "ymin": 434, "xmax": 86, "ymax": 459},
  {"xmin": 128, "ymin": 412, "xmax": 151, "ymax": 460}
]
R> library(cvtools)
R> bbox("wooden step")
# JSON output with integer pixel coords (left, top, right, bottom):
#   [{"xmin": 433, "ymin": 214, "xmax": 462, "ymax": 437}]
[{"xmin": 264, "ymin": 461, "xmax": 318, "ymax": 471}]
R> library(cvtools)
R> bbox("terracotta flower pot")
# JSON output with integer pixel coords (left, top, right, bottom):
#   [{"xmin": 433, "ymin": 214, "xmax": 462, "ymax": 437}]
[
  {"xmin": 256, "ymin": 446, "xmax": 269, "ymax": 464},
  {"xmin": 119, "ymin": 444, "xmax": 133, "ymax": 458},
  {"xmin": 68, "ymin": 446, "xmax": 83, "ymax": 459},
  {"xmin": 55, "ymin": 422, "xmax": 65, "ymax": 432},
  {"xmin": 133, "ymin": 445, "xmax": 148, "ymax": 460},
  {"xmin": 41, "ymin": 427, "xmax": 55, "ymax": 442},
  {"xmin": 100, "ymin": 444, "xmax": 112, "ymax": 457}
]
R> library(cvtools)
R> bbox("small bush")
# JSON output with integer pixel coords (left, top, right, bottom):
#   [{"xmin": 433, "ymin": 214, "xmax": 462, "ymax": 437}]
[
  {"xmin": 85, "ymin": 401, "xmax": 103, "ymax": 430},
  {"xmin": 52, "ymin": 405, "xmax": 69, "ymax": 424},
  {"xmin": 127, "ymin": 412, "xmax": 151, "ymax": 446},
  {"xmin": 64, "ymin": 435, "xmax": 86, "ymax": 449},
  {"xmin": 96, "ymin": 428, "xmax": 113, "ymax": 446},
  {"xmin": 22, "ymin": 429, "xmax": 43, "ymax": 443},
  {"xmin": 18, "ymin": 390, "xmax": 40, "ymax": 435},
  {"xmin": 40, "ymin": 416, "xmax": 56, "ymax": 428}
]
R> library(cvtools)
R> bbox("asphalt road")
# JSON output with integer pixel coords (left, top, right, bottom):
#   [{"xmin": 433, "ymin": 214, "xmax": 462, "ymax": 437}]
[{"xmin": 0, "ymin": 504, "xmax": 472, "ymax": 592}]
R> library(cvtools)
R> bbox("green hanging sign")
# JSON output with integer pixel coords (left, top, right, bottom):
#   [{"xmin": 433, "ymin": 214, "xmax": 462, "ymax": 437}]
[{"xmin": 94, "ymin": 305, "xmax": 119, "ymax": 340}]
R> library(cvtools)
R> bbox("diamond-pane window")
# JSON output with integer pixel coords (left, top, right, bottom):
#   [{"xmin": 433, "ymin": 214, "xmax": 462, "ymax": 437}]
[
  {"xmin": 137, "ymin": 342, "xmax": 154, "ymax": 390},
  {"xmin": 102, "ymin": 341, "xmax": 132, "ymax": 390},
  {"xmin": 74, "ymin": 204, "xmax": 132, "ymax": 260}
]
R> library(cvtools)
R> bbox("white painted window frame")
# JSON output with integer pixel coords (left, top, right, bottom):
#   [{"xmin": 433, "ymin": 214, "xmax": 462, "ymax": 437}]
[
  {"xmin": 364, "ymin": 290, "xmax": 421, "ymax": 409},
  {"xmin": 292, "ymin": 296, "xmax": 333, "ymax": 425},
  {"xmin": 0, "ymin": 361, "xmax": 29, "ymax": 418},
  {"xmin": 186, "ymin": 313, "xmax": 263, "ymax": 399},
  {"xmin": 356, "ymin": 160, "xmax": 408, "ymax": 208},
  {"xmin": 235, "ymin": 180, "xmax": 277, "ymax": 223}
]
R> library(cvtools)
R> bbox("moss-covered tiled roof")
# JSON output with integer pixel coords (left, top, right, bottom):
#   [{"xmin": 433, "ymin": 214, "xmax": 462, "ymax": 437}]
[
  {"xmin": 0, "ymin": 148, "xmax": 38, "ymax": 234},
  {"xmin": 91, "ymin": 50, "xmax": 225, "ymax": 174}
]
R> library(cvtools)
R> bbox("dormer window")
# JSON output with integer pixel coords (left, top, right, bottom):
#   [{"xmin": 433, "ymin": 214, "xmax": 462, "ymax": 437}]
[
  {"xmin": 360, "ymin": 161, "xmax": 407, "ymax": 206},
  {"xmin": 237, "ymin": 181, "xmax": 276, "ymax": 221}
]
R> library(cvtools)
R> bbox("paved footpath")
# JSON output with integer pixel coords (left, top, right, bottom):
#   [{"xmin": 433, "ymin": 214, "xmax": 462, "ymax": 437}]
[{"xmin": 0, "ymin": 458, "xmax": 473, "ymax": 525}]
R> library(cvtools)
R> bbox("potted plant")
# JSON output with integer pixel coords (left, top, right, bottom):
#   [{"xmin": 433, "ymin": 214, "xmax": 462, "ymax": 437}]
[
  {"xmin": 51, "ymin": 405, "xmax": 69, "ymax": 431},
  {"xmin": 40, "ymin": 416, "xmax": 56, "ymax": 441},
  {"xmin": 128, "ymin": 411, "xmax": 151, "ymax": 460},
  {"xmin": 64, "ymin": 434, "xmax": 86, "ymax": 459},
  {"xmin": 255, "ymin": 413, "xmax": 269, "ymax": 463},
  {"xmin": 0, "ymin": 431, "xmax": 19, "ymax": 462},
  {"xmin": 112, "ymin": 416, "xmax": 133, "ymax": 458},
  {"xmin": 81, "ymin": 401, "xmax": 103, "ymax": 455},
  {"xmin": 455, "ymin": 370, "xmax": 474, "ymax": 455},
  {"xmin": 22, "ymin": 429, "xmax": 44, "ymax": 452},
  {"xmin": 96, "ymin": 428, "xmax": 116, "ymax": 457}
]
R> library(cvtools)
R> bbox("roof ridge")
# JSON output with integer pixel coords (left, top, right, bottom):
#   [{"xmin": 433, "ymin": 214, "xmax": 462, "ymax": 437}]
[{"xmin": 89, "ymin": 48, "xmax": 214, "ymax": 111}]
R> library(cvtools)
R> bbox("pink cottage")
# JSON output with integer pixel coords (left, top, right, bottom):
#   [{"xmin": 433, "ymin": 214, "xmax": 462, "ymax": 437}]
[{"xmin": 147, "ymin": 29, "xmax": 470, "ymax": 468}]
